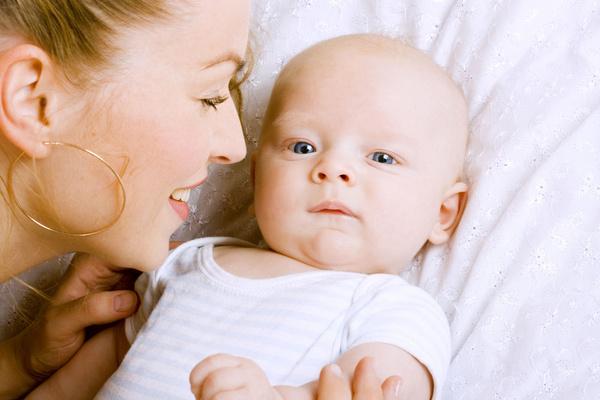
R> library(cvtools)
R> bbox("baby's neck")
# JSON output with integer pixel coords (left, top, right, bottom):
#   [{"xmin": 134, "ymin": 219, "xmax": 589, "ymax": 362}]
[{"xmin": 212, "ymin": 245, "xmax": 323, "ymax": 279}]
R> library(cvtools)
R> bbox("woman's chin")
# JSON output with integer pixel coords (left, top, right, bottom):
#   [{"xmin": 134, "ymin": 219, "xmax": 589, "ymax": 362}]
[
  {"xmin": 94, "ymin": 236, "xmax": 171, "ymax": 272},
  {"xmin": 134, "ymin": 244, "xmax": 171, "ymax": 271}
]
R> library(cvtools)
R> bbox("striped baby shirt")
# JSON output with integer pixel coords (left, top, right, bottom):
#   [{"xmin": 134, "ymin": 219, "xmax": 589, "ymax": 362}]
[{"xmin": 97, "ymin": 237, "xmax": 450, "ymax": 399}]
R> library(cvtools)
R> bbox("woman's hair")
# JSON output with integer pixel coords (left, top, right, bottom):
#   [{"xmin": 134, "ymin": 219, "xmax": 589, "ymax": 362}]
[{"xmin": 0, "ymin": 0, "xmax": 171, "ymax": 84}]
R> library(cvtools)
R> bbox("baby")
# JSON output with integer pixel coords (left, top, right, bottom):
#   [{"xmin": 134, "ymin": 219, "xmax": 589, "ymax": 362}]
[{"xmin": 95, "ymin": 33, "xmax": 468, "ymax": 399}]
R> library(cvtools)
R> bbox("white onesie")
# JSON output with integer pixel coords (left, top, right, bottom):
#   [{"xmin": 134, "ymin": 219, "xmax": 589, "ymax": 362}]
[{"xmin": 98, "ymin": 237, "xmax": 450, "ymax": 399}]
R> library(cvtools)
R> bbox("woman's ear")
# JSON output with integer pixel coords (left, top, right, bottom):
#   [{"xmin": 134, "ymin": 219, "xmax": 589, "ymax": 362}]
[
  {"xmin": 0, "ymin": 44, "xmax": 56, "ymax": 158},
  {"xmin": 428, "ymin": 181, "xmax": 469, "ymax": 245}
]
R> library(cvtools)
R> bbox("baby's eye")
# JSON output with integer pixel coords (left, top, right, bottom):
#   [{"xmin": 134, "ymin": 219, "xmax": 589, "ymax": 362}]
[
  {"xmin": 289, "ymin": 141, "xmax": 316, "ymax": 154},
  {"xmin": 198, "ymin": 95, "xmax": 229, "ymax": 111},
  {"xmin": 368, "ymin": 151, "xmax": 397, "ymax": 165}
]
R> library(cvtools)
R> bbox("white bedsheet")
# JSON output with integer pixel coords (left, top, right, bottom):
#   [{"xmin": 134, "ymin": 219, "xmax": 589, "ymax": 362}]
[{"xmin": 2, "ymin": 1, "xmax": 598, "ymax": 398}]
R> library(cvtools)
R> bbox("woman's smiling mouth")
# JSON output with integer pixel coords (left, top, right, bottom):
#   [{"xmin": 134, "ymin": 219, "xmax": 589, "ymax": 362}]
[{"xmin": 169, "ymin": 178, "xmax": 206, "ymax": 221}]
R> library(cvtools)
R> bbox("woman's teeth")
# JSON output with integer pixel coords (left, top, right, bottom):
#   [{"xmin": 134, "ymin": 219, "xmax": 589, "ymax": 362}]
[{"xmin": 170, "ymin": 188, "xmax": 191, "ymax": 203}]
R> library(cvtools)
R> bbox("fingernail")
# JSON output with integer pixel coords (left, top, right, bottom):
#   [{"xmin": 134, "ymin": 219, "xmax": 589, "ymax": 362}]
[
  {"xmin": 114, "ymin": 292, "xmax": 136, "ymax": 312},
  {"xmin": 329, "ymin": 364, "xmax": 343, "ymax": 377}
]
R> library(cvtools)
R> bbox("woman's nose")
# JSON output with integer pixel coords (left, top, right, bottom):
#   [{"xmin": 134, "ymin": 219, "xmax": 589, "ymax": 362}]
[
  {"xmin": 310, "ymin": 157, "xmax": 356, "ymax": 186},
  {"xmin": 209, "ymin": 100, "xmax": 247, "ymax": 165}
]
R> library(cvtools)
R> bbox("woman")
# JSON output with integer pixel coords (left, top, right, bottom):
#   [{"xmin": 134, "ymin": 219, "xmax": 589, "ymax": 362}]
[{"xmin": 0, "ymin": 1, "xmax": 400, "ymax": 398}]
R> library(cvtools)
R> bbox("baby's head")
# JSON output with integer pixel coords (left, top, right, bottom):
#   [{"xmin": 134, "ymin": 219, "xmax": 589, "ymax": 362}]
[{"xmin": 253, "ymin": 34, "xmax": 468, "ymax": 274}]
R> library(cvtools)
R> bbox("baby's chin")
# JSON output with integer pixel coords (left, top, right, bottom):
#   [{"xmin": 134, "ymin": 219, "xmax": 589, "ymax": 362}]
[{"xmin": 292, "ymin": 230, "xmax": 367, "ymax": 272}]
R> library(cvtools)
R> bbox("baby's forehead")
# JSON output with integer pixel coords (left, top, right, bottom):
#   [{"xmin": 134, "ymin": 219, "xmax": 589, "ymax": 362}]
[
  {"xmin": 278, "ymin": 36, "xmax": 456, "ymax": 100},
  {"xmin": 290, "ymin": 35, "xmax": 427, "ymax": 69}
]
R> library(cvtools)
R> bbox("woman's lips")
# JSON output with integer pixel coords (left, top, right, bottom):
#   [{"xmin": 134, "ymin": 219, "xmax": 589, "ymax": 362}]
[
  {"xmin": 169, "ymin": 198, "xmax": 190, "ymax": 221},
  {"xmin": 169, "ymin": 177, "xmax": 206, "ymax": 221}
]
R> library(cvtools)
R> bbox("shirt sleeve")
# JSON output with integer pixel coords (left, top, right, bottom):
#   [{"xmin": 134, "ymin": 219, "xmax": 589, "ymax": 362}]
[{"xmin": 344, "ymin": 275, "xmax": 451, "ymax": 400}]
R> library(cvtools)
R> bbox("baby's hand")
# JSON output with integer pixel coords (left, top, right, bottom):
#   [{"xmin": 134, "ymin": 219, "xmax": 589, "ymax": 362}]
[{"xmin": 190, "ymin": 353, "xmax": 283, "ymax": 400}]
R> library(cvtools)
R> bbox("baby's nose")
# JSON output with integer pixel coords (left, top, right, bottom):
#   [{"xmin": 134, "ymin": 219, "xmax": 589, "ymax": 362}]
[
  {"xmin": 311, "ymin": 160, "xmax": 355, "ymax": 185},
  {"xmin": 315, "ymin": 171, "xmax": 351, "ymax": 183}
]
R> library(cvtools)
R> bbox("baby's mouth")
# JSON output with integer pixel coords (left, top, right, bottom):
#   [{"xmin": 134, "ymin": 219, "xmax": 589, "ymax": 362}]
[{"xmin": 309, "ymin": 200, "xmax": 358, "ymax": 218}]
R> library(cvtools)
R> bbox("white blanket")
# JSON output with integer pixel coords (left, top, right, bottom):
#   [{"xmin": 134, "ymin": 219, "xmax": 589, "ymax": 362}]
[{"xmin": 2, "ymin": 1, "xmax": 599, "ymax": 398}]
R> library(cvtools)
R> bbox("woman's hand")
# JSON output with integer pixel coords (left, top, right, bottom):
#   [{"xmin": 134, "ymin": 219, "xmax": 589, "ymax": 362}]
[
  {"xmin": 317, "ymin": 357, "xmax": 403, "ymax": 400},
  {"xmin": 0, "ymin": 253, "xmax": 139, "ymax": 399}
]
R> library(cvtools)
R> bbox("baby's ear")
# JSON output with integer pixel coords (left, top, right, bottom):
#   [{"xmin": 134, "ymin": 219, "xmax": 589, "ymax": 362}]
[
  {"xmin": 0, "ymin": 44, "xmax": 56, "ymax": 158},
  {"xmin": 428, "ymin": 182, "xmax": 468, "ymax": 245}
]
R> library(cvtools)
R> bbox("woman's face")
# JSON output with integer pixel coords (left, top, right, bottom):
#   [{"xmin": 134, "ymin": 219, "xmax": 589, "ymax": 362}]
[{"xmin": 46, "ymin": 0, "xmax": 250, "ymax": 270}]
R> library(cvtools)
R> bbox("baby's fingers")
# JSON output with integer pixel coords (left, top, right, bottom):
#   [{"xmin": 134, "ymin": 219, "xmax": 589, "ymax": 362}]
[
  {"xmin": 190, "ymin": 354, "xmax": 242, "ymax": 398},
  {"xmin": 193, "ymin": 366, "xmax": 247, "ymax": 400}
]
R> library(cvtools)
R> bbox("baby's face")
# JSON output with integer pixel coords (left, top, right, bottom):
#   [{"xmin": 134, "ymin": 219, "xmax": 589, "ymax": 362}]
[{"xmin": 254, "ymin": 36, "xmax": 468, "ymax": 273}]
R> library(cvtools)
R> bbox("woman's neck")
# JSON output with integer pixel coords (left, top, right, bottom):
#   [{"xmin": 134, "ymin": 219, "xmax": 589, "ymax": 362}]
[
  {"xmin": 0, "ymin": 205, "xmax": 64, "ymax": 282},
  {"xmin": 0, "ymin": 149, "xmax": 65, "ymax": 282}
]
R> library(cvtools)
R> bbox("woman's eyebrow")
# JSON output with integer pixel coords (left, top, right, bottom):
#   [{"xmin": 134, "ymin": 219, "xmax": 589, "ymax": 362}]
[{"xmin": 200, "ymin": 52, "xmax": 246, "ymax": 72}]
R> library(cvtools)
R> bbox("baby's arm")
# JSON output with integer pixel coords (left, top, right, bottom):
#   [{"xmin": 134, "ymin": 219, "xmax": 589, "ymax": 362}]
[
  {"xmin": 335, "ymin": 342, "xmax": 432, "ymax": 399},
  {"xmin": 26, "ymin": 322, "xmax": 129, "ymax": 399},
  {"xmin": 275, "ymin": 343, "xmax": 429, "ymax": 400}
]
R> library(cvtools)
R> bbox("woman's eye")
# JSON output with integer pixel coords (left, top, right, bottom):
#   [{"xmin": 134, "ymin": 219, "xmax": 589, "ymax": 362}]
[
  {"xmin": 289, "ymin": 141, "xmax": 316, "ymax": 154},
  {"xmin": 199, "ymin": 95, "xmax": 229, "ymax": 111},
  {"xmin": 369, "ymin": 151, "xmax": 397, "ymax": 165}
]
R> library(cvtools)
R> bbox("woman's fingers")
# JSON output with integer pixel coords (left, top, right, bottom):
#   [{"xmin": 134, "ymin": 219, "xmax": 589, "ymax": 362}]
[
  {"xmin": 317, "ymin": 364, "xmax": 352, "ymax": 400},
  {"xmin": 52, "ymin": 253, "xmax": 133, "ymax": 304},
  {"xmin": 317, "ymin": 358, "xmax": 403, "ymax": 400},
  {"xmin": 4, "ymin": 252, "xmax": 139, "ymax": 396},
  {"xmin": 352, "ymin": 357, "xmax": 384, "ymax": 400},
  {"xmin": 353, "ymin": 358, "xmax": 402, "ymax": 400},
  {"xmin": 381, "ymin": 375, "xmax": 403, "ymax": 400},
  {"xmin": 21, "ymin": 290, "xmax": 138, "ymax": 379},
  {"xmin": 47, "ymin": 290, "xmax": 138, "ymax": 338},
  {"xmin": 16, "ymin": 253, "xmax": 138, "ymax": 382}
]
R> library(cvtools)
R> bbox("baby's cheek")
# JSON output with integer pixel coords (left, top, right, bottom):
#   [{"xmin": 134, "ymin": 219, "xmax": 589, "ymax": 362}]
[{"xmin": 369, "ymin": 196, "xmax": 431, "ymax": 262}]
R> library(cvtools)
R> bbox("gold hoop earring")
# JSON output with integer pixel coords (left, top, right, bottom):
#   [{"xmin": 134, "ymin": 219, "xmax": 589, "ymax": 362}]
[{"xmin": 6, "ymin": 141, "xmax": 127, "ymax": 237}]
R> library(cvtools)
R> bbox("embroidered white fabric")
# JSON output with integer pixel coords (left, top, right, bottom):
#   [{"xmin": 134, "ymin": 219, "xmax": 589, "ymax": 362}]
[{"xmin": 2, "ymin": 1, "xmax": 599, "ymax": 398}]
